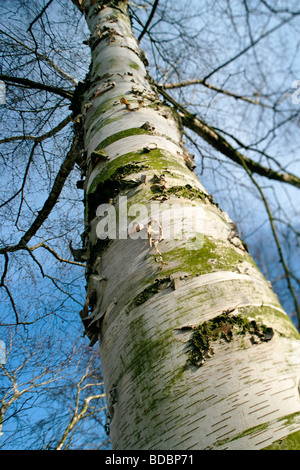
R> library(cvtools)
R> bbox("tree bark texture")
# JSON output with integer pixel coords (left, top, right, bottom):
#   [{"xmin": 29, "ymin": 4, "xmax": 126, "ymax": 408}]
[{"xmin": 75, "ymin": 0, "xmax": 300, "ymax": 450}]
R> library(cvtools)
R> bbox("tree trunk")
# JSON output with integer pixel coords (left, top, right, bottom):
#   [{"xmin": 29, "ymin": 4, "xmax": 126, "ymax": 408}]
[{"xmin": 73, "ymin": 0, "xmax": 300, "ymax": 450}]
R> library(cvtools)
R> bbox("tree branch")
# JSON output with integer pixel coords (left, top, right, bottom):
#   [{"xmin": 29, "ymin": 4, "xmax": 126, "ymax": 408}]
[
  {"xmin": 259, "ymin": 0, "xmax": 300, "ymax": 15},
  {"xmin": 138, "ymin": 0, "xmax": 159, "ymax": 41},
  {"xmin": 0, "ymin": 74, "xmax": 73, "ymax": 100},
  {"xmin": 0, "ymin": 253, "xmax": 9, "ymax": 287},
  {"xmin": 233, "ymin": 147, "xmax": 300, "ymax": 326},
  {"xmin": 14, "ymin": 142, "xmax": 39, "ymax": 226},
  {"xmin": 162, "ymin": 79, "xmax": 272, "ymax": 108},
  {"xmin": 0, "ymin": 28, "xmax": 78, "ymax": 85},
  {"xmin": 202, "ymin": 14, "xmax": 297, "ymax": 81},
  {"xmin": 29, "ymin": 242, "xmax": 86, "ymax": 267},
  {"xmin": 0, "ymin": 131, "xmax": 82, "ymax": 255},
  {"xmin": 0, "ymin": 114, "xmax": 73, "ymax": 145},
  {"xmin": 155, "ymin": 84, "xmax": 300, "ymax": 189},
  {"xmin": 2, "ymin": 284, "xmax": 20, "ymax": 325},
  {"xmin": 182, "ymin": 113, "xmax": 300, "ymax": 189},
  {"xmin": 27, "ymin": 0, "xmax": 55, "ymax": 34}
]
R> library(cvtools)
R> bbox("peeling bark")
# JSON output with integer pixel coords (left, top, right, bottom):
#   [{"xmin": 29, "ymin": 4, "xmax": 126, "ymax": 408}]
[{"xmin": 74, "ymin": 0, "xmax": 300, "ymax": 450}]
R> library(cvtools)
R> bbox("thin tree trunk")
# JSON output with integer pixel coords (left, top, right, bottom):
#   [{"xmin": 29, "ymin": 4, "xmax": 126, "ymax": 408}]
[{"xmin": 73, "ymin": 0, "xmax": 300, "ymax": 450}]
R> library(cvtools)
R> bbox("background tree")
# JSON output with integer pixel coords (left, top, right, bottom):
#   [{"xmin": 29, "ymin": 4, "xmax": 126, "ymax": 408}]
[
  {"xmin": 0, "ymin": 329, "xmax": 108, "ymax": 450},
  {"xmin": 0, "ymin": 0, "xmax": 300, "ymax": 450}
]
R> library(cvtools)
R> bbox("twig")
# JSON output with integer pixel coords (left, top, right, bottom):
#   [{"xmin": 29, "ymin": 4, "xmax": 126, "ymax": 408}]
[
  {"xmin": 29, "ymin": 242, "xmax": 86, "ymax": 267},
  {"xmin": 15, "ymin": 142, "xmax": 39, "ymax": 226},
  {"xmin": 202, "ymin": 14, "xmax": 296, "ymax": 81},
  {"xmin": 0, "ymin": 74, "xmax": 73, "ymax": 100},
  {"xmin": 0, "ymin": 132, "xmax": 82, "ymax": 255},
  {"xmin": 0, "ymin": 253, "xmax": 9, "ymax": 287},
  {"xmin": 27, "ymin": 0, "xmax": 55, "ymax": 58},
  {"xmin": 27, "ymin": 0, "xmax": 55, "ymax": 34},
  {"xmin": 155, "ymin": 84, "xmax": 300, "ymax": 189},
  {"xmin": 162, "ymin": 79, "xmax": 272, "ymax": 108},
  {"xmin": 0, "ymin": 114, "xmax": 73, "ymax": 145},
  {"xmin": 235, "ymin": 152, "xmax": 300, "ymax": 325},
  {"xmin": 2, "ymin": 284, "xmax": 19, "ymax": 324},
  {"xmin": 138, "ymin": 0, "xmax": 159, "ymax": 41},
  {"xmin": 0, "ymin": 28, "xmax": 78, "ymax": 85}
]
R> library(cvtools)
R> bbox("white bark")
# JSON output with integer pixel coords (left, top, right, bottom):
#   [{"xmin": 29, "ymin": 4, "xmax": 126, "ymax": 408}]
[{"xmin": 77, "ymin": 0, "xmax": 300, "ymax": 450}]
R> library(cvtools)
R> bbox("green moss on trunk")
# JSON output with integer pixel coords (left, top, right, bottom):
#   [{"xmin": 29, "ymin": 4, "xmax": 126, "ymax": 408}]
[
  {"xmin": 160, "ymin": 235, "xmax": 248, "ymax": 276},
  {"xmin": 86, "ymin": 162, "xmax": 148, "ymax": 221},
  {"xmin": 94, "ymin": 127, "xmax": 150, "ymax": 150},
  {"xmin": 132, "ymin": 277, "xmax": 172, "ymax": 306},
  {"xmin": 87, "ymin": 147, "xmax": 199, "ymax": 197},
  {"xmin": 186, "ymin": 307, "xmax": 274, "ymax": 367}
]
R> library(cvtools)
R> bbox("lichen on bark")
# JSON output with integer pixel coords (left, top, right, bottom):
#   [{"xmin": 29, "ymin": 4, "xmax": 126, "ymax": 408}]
[{"xmin": 185, "ymin": 307, "xmax": 274, "ymax": 367}]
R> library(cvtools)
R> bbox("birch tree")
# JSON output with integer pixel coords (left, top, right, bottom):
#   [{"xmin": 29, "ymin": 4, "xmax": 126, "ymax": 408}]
[
  {"xmin": 1, "ymin": 0, "xmax": 300, "ymax": 450},
  {"xmin": 0, "ymin": 330, "xmax": 107, "ymax": 450},
  {"xmin": 65, "ymin": 0, "xmax": 300, "ymax": 450}
]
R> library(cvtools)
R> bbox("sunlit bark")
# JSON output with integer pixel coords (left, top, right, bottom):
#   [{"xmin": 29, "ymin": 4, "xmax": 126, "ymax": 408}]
[{"xmin": 73, "ymin": 0, "xmax": 300, "ymax": 450}]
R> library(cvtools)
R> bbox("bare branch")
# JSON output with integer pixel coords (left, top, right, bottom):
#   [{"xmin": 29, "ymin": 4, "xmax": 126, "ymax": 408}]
[
  {"xmin": 182, "ymin": 114, "xmax": 300, "ymax": 189},
  {"xmin": 0, "ymin": 114, "xmax": 73, "ymax": 145},
  {"xmin": 14, "ymin": 142, "xmax": 39, "ymax": 225},
  {"xmin": 138, "ymin": 0, "xmax": 159, "ymax": 41},
  {"xmin": 0, "ymin": 28, "xmax": 78, "ymax": 85},
  {"xmin": 0, "ymin": 255, "xmax": 19, "ymax": 324},
  {"xmin": 259, "ymin": 0, "xmax": 300, "ymax": 15},
  {"xmin": 0, "ymin": 131, "xmax": 82, "ymax": 255},
  {"xmin": 233, "ymin": 148, "xmax": 300, "ymax": 325},
  {"xmin": 0, "ymin": 253, "xmax": 9, "ymax": 286},
  {"xmin": 155, "ymin": 84, "xmax": 300, "ymax": 189},
  {"xmin": 162, "ymin": 78, "xmax": 272, "ymax": 108},
  {"xmin": 28, "ymin": 242, "xmax": 86, "ymax": 267},
  {"xmin": 27, "ymin": 0, "xmax": 55, "ymax": 35},
  {"xmin": 202, "ymin": 14, "xmax": 298, "ymax": 81},
  {"xmin": 0, "ymin": 74, "xmax": 73, "ymax": 100},
  {"xmin": 54, "ymin": 353, "xmax": 106, "ymax": 450},
  {"xmin": 2, "ymin": 285, "xmax": 19, "ymax": 325}
]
